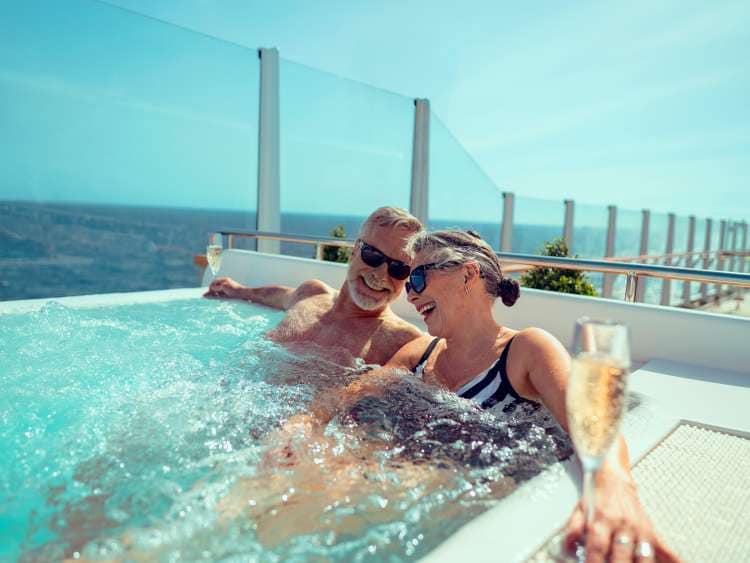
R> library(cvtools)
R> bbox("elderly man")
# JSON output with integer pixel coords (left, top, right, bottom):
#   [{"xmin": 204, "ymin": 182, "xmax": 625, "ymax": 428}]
[{"xmin": 204, "ymin": 207, "xmax": 424, "ymax": 365}]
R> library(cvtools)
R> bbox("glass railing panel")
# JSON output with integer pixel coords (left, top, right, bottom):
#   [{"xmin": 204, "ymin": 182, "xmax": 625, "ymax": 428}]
[
  {"xmin": 511, "ymin": 197, "xmax": 563, "ymax": 255},
  {"xmin": 572, "ymin": 203, "xmax": 609, "ymax": 294},
  {"xmin": 669, "ymin": 215, "xmax": 690, "ymax": 304},
  {"xmin": 640, "ymin": 212, "xmax": 670, "ymax": 304},
  {"xmin": 572, "ymin": 204, "xmax": 609, "ymax": 258},
  {"xmin": 428, "ymin": 114, "xmax": 503, "ymax": 248},
  {"xmin": 610, "ymin": 207, "xmax": 643, "ymax": 300},
  {"xmin": 278, "ymin": 58, "xmax": 413, "ymax": 255},
  {"xmin": 0, "ymin": 0, "xmax": 259, "ymax": 301}
]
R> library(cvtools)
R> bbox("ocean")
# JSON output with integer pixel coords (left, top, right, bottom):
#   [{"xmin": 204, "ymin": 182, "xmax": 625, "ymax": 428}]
[{"xmin": 1, "ymin": 201, "xmax": 651, "ymax": 302}]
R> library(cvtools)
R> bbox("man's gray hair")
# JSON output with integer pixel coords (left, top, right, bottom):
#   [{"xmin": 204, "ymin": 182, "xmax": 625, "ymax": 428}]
[
  {"xmin": 406, "ymin": 229, "xmax": 520, "ymax": 306},
  {"xmin": 359, "ymin": 207, "xmax": 423, "ymax": 236}
]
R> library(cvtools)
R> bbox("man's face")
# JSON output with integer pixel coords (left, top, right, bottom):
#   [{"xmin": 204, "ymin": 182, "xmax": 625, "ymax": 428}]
[{"xmin": 346, "ymin": 224, "xmax": 413, "ymax": 311}]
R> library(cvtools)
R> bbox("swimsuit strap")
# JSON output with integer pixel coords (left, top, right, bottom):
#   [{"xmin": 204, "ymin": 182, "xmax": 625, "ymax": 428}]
[
  {"xmin": 412, "ymin": 337, "xmax": 441, "ymax": 373},
  {"xmin": 457, "ymin": 336, "xmax": 523, "ymax": 408},
  {"xmin": 496, "ymin": 336, "xmax": 522, "ymax": 400}
]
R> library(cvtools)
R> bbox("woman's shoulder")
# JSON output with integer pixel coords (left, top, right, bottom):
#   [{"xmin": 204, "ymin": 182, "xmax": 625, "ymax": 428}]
[
  {"xmin": 508, "ymin": 327, "xmax": 569, "ymax": 367},
  {"xmin": 511, "ymin": 326, "xmax": 560, "ymax": 346},
  {"xmin": 385, "ymin": 334, "xmax": 439, "ymax": 371}
]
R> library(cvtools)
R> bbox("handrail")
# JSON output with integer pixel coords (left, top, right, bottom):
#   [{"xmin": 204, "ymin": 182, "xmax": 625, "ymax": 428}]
[
  {"xmin": 492, "ymin": 252, "xmax": 750, "ymax": 287},
  {"xmin": 210, "ymin": 229, "xmax": 750, "ymax": 302}
]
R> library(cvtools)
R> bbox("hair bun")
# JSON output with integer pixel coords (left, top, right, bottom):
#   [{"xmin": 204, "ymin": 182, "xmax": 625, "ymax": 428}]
[{"xmin": 498, "ymin": 277, "xmax": 520, "ymax": 307}]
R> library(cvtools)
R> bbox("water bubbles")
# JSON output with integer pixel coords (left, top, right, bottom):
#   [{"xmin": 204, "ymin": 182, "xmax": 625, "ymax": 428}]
[{"xmin": 3, "ymin": 298, "xmax": 574, "ymax": 562}]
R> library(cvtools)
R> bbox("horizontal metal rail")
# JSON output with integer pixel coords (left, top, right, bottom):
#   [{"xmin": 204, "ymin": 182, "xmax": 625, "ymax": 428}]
[
  {"xmin": 493, "ymin": 252, "xmax": 750, "ymax": 287},
  {"xmin": 210, "ymin": 229, "xmax": 750, "ymax": 302}
]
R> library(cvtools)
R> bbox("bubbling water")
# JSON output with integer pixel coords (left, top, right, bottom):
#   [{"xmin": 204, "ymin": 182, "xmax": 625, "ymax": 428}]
[{"xmin": 0, "ymin": 299, "xmax": 572, "ymax": 562}]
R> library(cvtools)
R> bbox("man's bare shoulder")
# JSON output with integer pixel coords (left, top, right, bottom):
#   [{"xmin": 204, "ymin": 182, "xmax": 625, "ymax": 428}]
[
  {"xmin": 381, "ymin": 313, "xmax": 424, "ymax": 343},
  {"xmin": 291, "ymin": 279, "xmax": 335, "ymax": 303}
]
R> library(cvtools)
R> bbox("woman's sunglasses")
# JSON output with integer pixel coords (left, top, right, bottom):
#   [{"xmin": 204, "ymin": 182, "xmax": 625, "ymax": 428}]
[
  {"xmin": 405, "ymin": 263, "xmax": 440, "ymax": 294},
  {"xmin": 358, "ymin": 240, "xmax": 411, "ymax": 280}
]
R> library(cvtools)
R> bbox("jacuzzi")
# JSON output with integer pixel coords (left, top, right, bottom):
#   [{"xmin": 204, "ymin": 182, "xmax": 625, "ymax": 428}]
[{"xmin": 1, "ymin": 250, "xmax": 748, "ymax": 562}]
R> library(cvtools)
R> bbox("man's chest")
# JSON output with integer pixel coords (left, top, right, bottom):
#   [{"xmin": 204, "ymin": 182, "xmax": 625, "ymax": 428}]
[{"xmin": 268, "ymin": 301, "xmax": 392, "ymax": 361}]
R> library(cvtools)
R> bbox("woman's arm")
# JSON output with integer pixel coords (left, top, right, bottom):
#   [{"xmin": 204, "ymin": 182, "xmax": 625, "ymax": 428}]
[{"xmin": 509, "ymin": 328, "xmax": 679, "ymax": 562}]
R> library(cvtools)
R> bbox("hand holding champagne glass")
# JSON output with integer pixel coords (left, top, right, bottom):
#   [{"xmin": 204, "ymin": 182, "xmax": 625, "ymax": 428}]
[
  {"xmin": 206, "ymin": 233, "xmax": 223, "ymax": 278},
  {"xmin": 565, "ymin": 318, "xmax": 630, "ymax": 556}
]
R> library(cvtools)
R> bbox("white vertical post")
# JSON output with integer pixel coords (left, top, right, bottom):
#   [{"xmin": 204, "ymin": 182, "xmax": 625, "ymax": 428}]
[
  {"xmin": 602, "ymin": 205, "xmax": 617, "ymax": 298},
  {"xmin": 682, "ymin": 215, "xmax": 696, "ymax": 305},
  {"xmin": 500, "ymin": 192, "xmax": 514, "ymax": 252},
  {"xmin": 410, "ymin": 98, "xmax": 430, "ymax": 226},
  {"xmin": 716, "ymin": 220, "xmax": 727, "ymax": 299},
  {"xmin": 256, "ymin": 47, "xmax": 281, "ymax": 254},
  {"xmin": 635, "ymin": 209, "xmax": 650, "ymax": 303},
  {"xmin": 741, "ymin": 222, "xmax": 749, "ymax": 275},
  {"xmin": 562, "ymin": 199, "xmax": 574, "ymax": 250},
  {"xmin": 729, "ymin": 222, "xmax": 739, "ymax": 297},
  {"xmin": 701, "ymin": 219, "xmax": 712, "ymax": 301},
  {"xmin": 660, "ymin": 213, "xmax": 675, "ymax": 306}
]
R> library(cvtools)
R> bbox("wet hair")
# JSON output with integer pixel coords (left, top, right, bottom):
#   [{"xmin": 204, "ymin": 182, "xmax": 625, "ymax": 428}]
[
  {"xmin": 407, "ymin": 229, "xmax": 520, "ymax": 306},
  {"xmin": 359, "ymin": 207, "xmax": 423, "ymax": 238}
]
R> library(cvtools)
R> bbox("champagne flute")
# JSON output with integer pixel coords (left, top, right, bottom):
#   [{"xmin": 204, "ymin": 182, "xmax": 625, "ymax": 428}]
[
  {"xmin": 206, "ymin": 233, "xmax": 223, "ymax": 278},
  {"xmin": 565, "ymin": 318, "xmax": 630, "ymax": 557}
]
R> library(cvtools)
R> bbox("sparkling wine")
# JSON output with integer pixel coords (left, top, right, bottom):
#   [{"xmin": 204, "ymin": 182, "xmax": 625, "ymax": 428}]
[
  {"xmin": 206, "ymin": 244, "xmax": 222, "ymax": 275},
  {"xmin": 566, "ymin": 354, "xmax": 628, "ymax": 462}
]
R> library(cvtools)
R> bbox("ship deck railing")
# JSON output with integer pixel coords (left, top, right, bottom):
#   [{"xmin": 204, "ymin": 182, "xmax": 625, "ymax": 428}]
[{"xmin": 193, "ymin": 229, "xmax": 750, "ymax": 308}]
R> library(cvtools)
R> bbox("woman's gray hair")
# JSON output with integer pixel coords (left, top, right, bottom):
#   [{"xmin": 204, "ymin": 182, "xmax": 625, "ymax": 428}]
[{"xmin": 406, "ymin": 229, "xmax": 520, "ymax": 306}]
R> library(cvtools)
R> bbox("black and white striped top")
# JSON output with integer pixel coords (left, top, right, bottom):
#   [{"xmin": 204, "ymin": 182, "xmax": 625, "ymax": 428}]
[{"xmin": 412, "ymin": 336, "xmax": 523, "ymax": 410}]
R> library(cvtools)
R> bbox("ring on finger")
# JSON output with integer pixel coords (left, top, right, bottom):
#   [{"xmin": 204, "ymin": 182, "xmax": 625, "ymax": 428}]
[
  {"xmin": 635, "ymin": 540, "xmax": 655, "ymax": 559},
  {"xmin": 615, "ymin": 533, "xmax": 633, "ymax": 546}
]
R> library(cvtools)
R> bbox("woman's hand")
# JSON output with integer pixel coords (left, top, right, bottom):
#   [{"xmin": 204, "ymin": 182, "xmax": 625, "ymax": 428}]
[{"xmin": 563, "ymin": 465, "xmax": 681, "ymax": 562}]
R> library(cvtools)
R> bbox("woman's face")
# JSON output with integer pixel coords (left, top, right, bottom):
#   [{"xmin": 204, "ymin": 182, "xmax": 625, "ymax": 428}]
[{"xmin": 406, "ymin": 250, "xmax": 472, "ymax": 337}]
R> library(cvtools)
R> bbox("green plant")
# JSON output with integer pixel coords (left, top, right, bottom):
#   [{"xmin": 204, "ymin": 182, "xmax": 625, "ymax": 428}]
[
  {"xmin": 520, "ymin": 238, "xmax": 597, "ymax": 296},
  {"xmin": 321, "ymin": 225, "xmax": 353, "ymax": 264}
]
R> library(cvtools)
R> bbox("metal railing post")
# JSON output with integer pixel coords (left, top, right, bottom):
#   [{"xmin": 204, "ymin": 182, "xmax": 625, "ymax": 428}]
[
  {"xmin": 716, "ymin": 220, "xmax": 728, "ymax": 299},
  {"xmin": 256, "ymin": 47, "xmax": 281, "ymax": 254},
  {"xmin": 410, "ymin": 98, "xmax": 430, "ymax": 225},
  {"xmin": 624, "ymin": 272, "xmax": 639, "ymax": 303},
  {"xmin": 635, "ymin": 209, "xmax": 650, "ymax": 302},
  {"xmin": 682, "ymin": 215, "xmax": 696, "ymax": 305},
  {"xmin": 660, "ymin": 213, "xmax": 675, "ymax": 306},
  {"xmin": 741, "ymin": 221, "xmax": 749, "ymax": 276},
  {"xmin": 729, "ymin": 222, "xmax": 739, "ymax": 298},
  {"xmin": 500, "ymin": 192, "xmax": 514, "ymax": 252},
  {"xmin": 701, "ymin": 218, "xmax": 712, "ymax": 301},
  {"xmin": 563, "ymin": 199, "xmax": 575, "ymax": 250},
  {"xmin": 603, "ymin": 205, "xmax": 617, "ymax": 298}
]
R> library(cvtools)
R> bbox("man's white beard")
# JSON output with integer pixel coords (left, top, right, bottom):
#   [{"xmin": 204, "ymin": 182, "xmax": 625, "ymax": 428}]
[{"xmin": 348, "ymin": 278, "xmax": 388, "ymax": 311}]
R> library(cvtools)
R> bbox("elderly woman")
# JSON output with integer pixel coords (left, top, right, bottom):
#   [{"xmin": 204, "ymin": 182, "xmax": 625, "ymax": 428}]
[{"xmin": 361, "ymin": 228, "xmax": 677, "ymax": 562}]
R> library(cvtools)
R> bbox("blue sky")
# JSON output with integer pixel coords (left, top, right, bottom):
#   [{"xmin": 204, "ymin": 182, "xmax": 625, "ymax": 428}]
[{"xmin": 1, "ymin": 0, "xmax": 748, "ymax": 224}]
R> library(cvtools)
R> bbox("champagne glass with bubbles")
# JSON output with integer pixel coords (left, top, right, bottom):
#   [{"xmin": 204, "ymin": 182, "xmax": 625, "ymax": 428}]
[
  {"xmin": 565, "ymin": 318, "xmax": 630, "ymax": 559},
  {"xmin": 206, "ymin": 233, "xmax": 223, "ymax": 279}
]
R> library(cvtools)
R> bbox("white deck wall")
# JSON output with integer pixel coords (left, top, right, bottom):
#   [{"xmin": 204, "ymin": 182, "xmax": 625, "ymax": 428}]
[{"xmin": 205, "ymin": 249, "xmax": 750, "ymax": 375}]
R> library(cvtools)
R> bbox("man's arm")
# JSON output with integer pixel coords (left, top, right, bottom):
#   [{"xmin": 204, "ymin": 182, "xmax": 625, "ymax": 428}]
[{"xmin": 204, "ymin": 277, "xmax": 324, "ymax": 310}]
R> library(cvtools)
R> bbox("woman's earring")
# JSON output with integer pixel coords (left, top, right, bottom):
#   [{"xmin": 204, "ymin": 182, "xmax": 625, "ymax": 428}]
[{"xmin": 464, "ymin": 284, "xmax": 470, "ymax": 296}]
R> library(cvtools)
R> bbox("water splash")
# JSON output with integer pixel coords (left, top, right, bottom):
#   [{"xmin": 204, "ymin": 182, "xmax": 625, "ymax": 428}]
[{"xmin": 1, "ymin": 298, "xmax": 571, "ymax": 562}]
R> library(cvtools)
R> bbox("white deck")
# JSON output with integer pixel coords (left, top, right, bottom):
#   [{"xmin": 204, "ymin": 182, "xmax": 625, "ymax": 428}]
[{"xmin": 3, "ymin": 249, "xmax": 748, "ymax": 562}]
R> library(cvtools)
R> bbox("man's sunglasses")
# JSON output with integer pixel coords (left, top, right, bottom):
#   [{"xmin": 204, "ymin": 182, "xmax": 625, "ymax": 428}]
[{"xmin": 358, "ymin": 240, "xmax": 411, "ymax": 280}]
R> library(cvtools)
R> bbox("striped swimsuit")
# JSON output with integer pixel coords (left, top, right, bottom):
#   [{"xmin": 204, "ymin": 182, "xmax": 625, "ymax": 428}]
[{"xmin": 412, "ymin": 337, "xmax": 524, "ymax": 411}]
